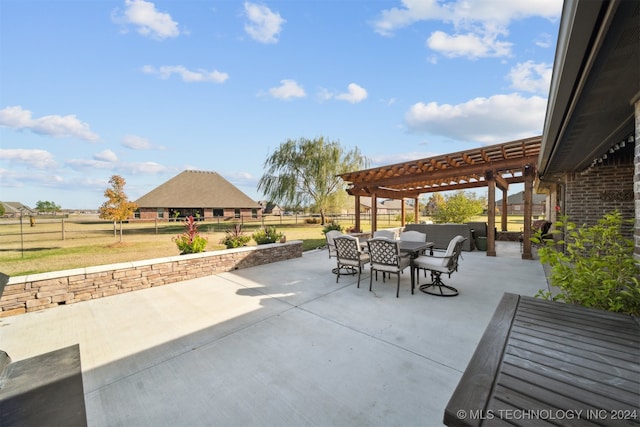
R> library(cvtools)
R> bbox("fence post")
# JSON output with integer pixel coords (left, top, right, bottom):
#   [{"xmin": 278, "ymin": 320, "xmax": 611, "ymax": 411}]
[{"xmin": 61, "ymin": 218, "xmax": 65, "ymax": 241}]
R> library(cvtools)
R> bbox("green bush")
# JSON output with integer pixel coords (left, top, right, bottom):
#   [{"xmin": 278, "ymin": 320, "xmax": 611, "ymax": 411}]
[
  {"xmin": 173, "ymin": 216, "xmax": 208, "ymax": 254},
  {"xmin": 220, "ymin": 224, "xmax": 251, "ymax": 249},
  {"xmin": 395, "ymin": 212, "xmax": 415, "ymax": 223},
  {"xmin": 252, "ymin": 226, "xmax": 284, "ymax": 245},
  {"xmin": 535, "ymin": 211, "xmax": 640, "ymax": 315},
  {"xmin": 321, "ymin": 221, "xmax": 343, "ymax": 235}
]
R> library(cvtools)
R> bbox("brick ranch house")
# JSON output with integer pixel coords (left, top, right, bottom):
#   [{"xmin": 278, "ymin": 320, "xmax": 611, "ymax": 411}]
[
  {"xmin": 496, "ymin": 191, "xmax": 546, "ymax": 217},
  {"xmin": 134, "ymin": 170, "xmax": 262, "ymax": 221},
  {"xmin": 536, "ymin": 0, "xmax": 639, "ymax": 253}
]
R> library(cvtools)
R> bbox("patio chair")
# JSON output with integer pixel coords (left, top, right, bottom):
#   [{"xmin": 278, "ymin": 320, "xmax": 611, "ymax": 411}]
[
  {"xmin": 325, "ymin": 230, "xmax": 342, "ymax": 259},
  {"xmin": 367, "ymin": 237, "xmax": 412, "ymax": 298},
  {"xmin": 333, "ymin": 235, "xmax": 370, "ymax": 288},
  {"xmin": 519, "ymin": 220, "xmax": 552, "ymax": 252},
  {"xmin": 400, "ymin": 230, "xmax": 428, "ymax": 256},
  {"xmin": 373, "ymin": 229, "xmax": 397, "ymax": 240},
  {"xmin": 414, "ymin": 235, "xmax": 466, "ymax": 297}
]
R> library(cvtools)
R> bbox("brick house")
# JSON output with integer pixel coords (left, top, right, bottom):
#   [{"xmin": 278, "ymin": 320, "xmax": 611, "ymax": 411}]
[
  {"xmin": 496, "ymin": 191, "xmax": 546, "ymax": 216},
  {"xmin": 537, "ymin": 0, "xmax": 638, "ymax": 254},
  {"xmin": 134, "ymin": 170, "xmax": 262, "ymax": 221}
]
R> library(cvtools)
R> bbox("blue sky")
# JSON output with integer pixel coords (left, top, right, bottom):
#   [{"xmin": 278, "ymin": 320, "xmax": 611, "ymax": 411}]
[{"xmin": 0, "ymin": 0, "xmax": 562, "ymax": 209}]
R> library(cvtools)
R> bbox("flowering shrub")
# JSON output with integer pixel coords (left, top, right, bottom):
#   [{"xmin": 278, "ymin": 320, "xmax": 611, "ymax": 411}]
[
  {"xmin": 220, "ymin": 224, "xmax": 251, "ymax": 249},
  {"xmin": 321, "ymin": 221, "xmax": 342, "ymax": 235},
  {"xmin": 173, "ymin": 216, "xmax": 208, "ymax": 254},
  {"xmin": 252, "ymin": 226, "xmax": 284, "ymax": 245}
]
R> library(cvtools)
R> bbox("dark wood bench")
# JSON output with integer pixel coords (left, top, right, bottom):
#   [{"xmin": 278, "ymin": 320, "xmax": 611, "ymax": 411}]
[
  {"xmin": 444, "ymin": 293, "xmax": 640, "ymax": 426},
  {"xmin": 0, "ymin": 272, "xmax": 87, "ymax": 426},
  {"xmin": 0, "ymin": 344, "xmax": 87, "ymax": 426}
]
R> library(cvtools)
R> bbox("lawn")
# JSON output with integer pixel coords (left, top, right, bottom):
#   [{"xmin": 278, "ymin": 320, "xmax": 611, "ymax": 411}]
[{"xmin": 0, "ymin": 214, "xmax": 526, "ymax": 276}]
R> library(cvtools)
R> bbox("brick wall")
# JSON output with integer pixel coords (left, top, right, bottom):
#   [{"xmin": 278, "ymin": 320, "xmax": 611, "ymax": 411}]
[
  {"xmin": 0, "ymin": 241, "xmax": 302, "ymax": 318},
  {"xmin": 564, "ymin": 163, "xmax": 635, "ymax": 238},
  {"xmin": 635, "ymin": 97, "xmax": 640, "ymax": 262}
]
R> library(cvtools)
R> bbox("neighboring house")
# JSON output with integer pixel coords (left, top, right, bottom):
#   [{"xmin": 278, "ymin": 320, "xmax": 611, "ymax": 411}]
[
  {"xmin": 496, "ymin": 191, "xmax": 546, "ymax": 216},
  {"xmin": 134, "ymin": 170, "xmax": 262, "ymax": 221},
  {"xmin": 358, "ymin": 197, "xmax": 393, "ymax": 215},
  {"xmin": 258, "ymin": 201, "xmax": 283, "ymax": 216},
  {"xmin": 536, "ymin": 0, "xmax": 639, "ymax": 254},
  {"xmin": 0, "ymin": 202, "xmax": 35, "ymax": 218}
]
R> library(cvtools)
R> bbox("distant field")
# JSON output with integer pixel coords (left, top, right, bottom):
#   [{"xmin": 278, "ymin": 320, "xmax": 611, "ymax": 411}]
[{"xmin": 0, "ymin": 214, "xmax": 526, "ymax": 276}]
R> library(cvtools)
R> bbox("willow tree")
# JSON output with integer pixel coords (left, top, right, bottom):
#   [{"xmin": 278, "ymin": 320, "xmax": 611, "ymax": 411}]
[
  {"xmin": 99, "ymin": 175, "xmax": 138, "ymax": 242},
  {"xmin": 258, "ymin": 137, "xmax": 367, "ymax": 225}
]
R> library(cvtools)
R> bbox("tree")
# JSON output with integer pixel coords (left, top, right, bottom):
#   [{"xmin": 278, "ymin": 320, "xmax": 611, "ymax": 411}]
[
  {"xmin": 99, "ymin": 175, "xmax": 138, "ymax": 242},
  {"xmin": 258, "ymin": 137, "xmax": 367, "ymax": 225},
  {"xmin": 423, "ymin": 193, "xmax": 444, "ymax": 216},
  {"xmin": 0, "ymin": 203, "xmax": 4, "ymax": 217},
  {"xmin": 432, "ymin": 191, "xmax": 484, "ymax": 224},
  {"xmin": 36, "ymin": 200, "xmax": 61, "ymax": 215}
]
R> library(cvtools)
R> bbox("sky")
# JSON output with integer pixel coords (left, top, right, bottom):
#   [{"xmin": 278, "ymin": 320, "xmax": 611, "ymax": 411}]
[{"xmin": 0, "ymin": 0, "xmax": 563, "ymax": 210}]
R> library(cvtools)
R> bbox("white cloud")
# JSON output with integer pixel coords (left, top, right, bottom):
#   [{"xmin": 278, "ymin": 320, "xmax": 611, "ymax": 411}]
[
  {"xmin": 507, "ymin": 61, "xmax": 552, "ymax": 94},
  {"xmin": 244, "ymin": 2, "xmax": 285, "ymax": 44},
  {"xmin": 0, "ymin": 149, "xmax": 56, "ymax": 168},
  {"xmin": 66, "ymin": 158, "xmax": 114, "ymax": 170},
  {"xmin": 142, "ymin": 65, "xmax": 229, "ymax": 83},
  {"xmin": 120, "ymin": 161, "xmax": 167, "ymax": 174},
  {"xmin": 373, "ymin": 0, "xmax": 562, "ymax": 59},
  {"xmin": 94, "ymin": 149, "xmax": 118, "ymax": 162},
  {"xmin": 267, "ymin": 79, "xmax": 306, "ymax": 100},
  {"xmin": 427, "ymin": 30, "xmax": 512, "ymax": 59},
  {"xmin": 0, "ymin": 106, "xmax": 99, "ymax": 142},
  {"xmin": 335, "ymin": 83, "xmax": 368, "ymax": 104},
  {"xmin": 535, "ymin": 32, "xmax": 554, "ymax": 48},
  {"xmin": 404, "ymin": 93, "xmax": 547, "ymax": 144},
  {"xmin": 115, "ymin": 0, "xmax": 181, "ymax": 40},
  {"xmin": 372, "ymin": 0, "xmax": 445, "ymax": 36},
  {"xmin": 122, "ymin": 134, "xmax": 152, "ymax": 150}
]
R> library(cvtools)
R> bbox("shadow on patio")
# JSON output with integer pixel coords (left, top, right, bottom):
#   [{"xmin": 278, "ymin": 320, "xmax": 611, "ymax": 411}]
[{"xmin": 0, "ymin": 241, "xmax": 547, "ymax": 426}]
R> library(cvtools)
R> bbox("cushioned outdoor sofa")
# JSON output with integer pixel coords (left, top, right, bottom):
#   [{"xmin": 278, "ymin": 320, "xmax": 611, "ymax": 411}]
[{"xmin": 404, "ymin": 223, "xmax": 474, "ymax": 251}]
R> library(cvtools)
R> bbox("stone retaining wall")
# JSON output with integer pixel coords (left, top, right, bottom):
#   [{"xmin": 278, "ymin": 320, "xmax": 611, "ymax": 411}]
[{"xmin": 0, "ymin": 241, "xmax": 302, "ymax": 318}]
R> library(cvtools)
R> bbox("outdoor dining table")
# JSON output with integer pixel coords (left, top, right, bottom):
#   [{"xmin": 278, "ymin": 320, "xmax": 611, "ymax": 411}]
[
  {"xmin": 361, "ymin": 239, "xmax": 434, "ymax": 294},
  {"xmin": 398, "ymin": 240, "xmax": 434, "ymax": 294}
]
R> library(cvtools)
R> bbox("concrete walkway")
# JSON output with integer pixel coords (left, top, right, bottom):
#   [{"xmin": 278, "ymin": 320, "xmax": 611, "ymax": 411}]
[{"xmin": 0, "ymin": 242, "xmax": 548, "ymax": 427}]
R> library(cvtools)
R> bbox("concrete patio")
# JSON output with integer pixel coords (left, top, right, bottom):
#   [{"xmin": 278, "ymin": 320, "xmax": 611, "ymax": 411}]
[{"xmin": 0, "ymin": 242, "xmax": 548, "ymax": 426}]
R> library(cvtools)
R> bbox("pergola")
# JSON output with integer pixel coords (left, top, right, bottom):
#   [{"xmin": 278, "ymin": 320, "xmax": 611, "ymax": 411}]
[{"xmin": 339, "ymin": 136, "xmax": 542, "ymax": 259}]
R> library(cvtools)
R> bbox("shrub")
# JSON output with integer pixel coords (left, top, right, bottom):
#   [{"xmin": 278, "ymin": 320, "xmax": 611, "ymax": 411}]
[
  {"xmin": 395, "ymin": 212, "xmax": 415, "ymax": 223},
  {"xmin": 305, "ymin": 217, "xmax": 320, "ymax": 224},
  {"xmin": 321, "ymin": 221, "xmax": 343, "ymax": 235},
  {"xmin": 535, "ymin": 211, "xmax": 640, "ymax": 315},
  {"xmin": 220, "ymin": 224, "xmax": 251, "ymax": 249},
  {"xmin": 252, "ymin": 226, "xmax": 284, "ymax": 245},
  {"xmin": 173, "ymin": 216, "xmax": 208, "ymax": 254}
]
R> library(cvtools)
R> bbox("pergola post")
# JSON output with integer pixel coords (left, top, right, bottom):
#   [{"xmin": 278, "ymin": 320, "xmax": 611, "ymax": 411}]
[
  {"xmin": 401, "ymin": 198, "xmax": 406, "ymax": 227},
  {"xmin": 371, "ymin": 193, "xmax": 378, "ymax": 233},
  {"xmin": 521, "ymin": 165, "xmax": 534, "ymax": 260},
  {"xmin": 354, "ymin": 194, "xmax": 361, "ymax": 232},
  {"xmin": 501, "ymin": 189, "xmax": 508, "ymax": 231},
  {"xmin": 487, "ymin": 175, "xmax": 497, "ymax": 257},
  {"xmin": 414, "ymin": 197, "xmax": 419, "ymax": 223}
]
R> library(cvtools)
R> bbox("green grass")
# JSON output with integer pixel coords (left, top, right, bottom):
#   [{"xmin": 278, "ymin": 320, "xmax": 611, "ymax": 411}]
[{"xmin": 0, "ymin": 214, "xmax": 527, "ymax": 276}]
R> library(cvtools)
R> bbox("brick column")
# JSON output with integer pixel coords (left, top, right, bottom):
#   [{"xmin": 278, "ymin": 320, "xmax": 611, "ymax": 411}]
[{"xmin": 634, "ymin": 95, "xmax": 640, "ymax": 263}]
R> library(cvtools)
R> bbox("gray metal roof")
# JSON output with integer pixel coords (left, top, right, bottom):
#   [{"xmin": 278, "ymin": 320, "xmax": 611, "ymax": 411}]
[{"xmin": 135, "ymin": 170, "xmax": 260, "ymax": 209}]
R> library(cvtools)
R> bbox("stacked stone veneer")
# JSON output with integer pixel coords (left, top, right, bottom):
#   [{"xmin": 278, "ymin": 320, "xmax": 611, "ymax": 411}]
[{"xmin": 0, "ymin": 241, "xmax": 302, "ymax": 318}]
